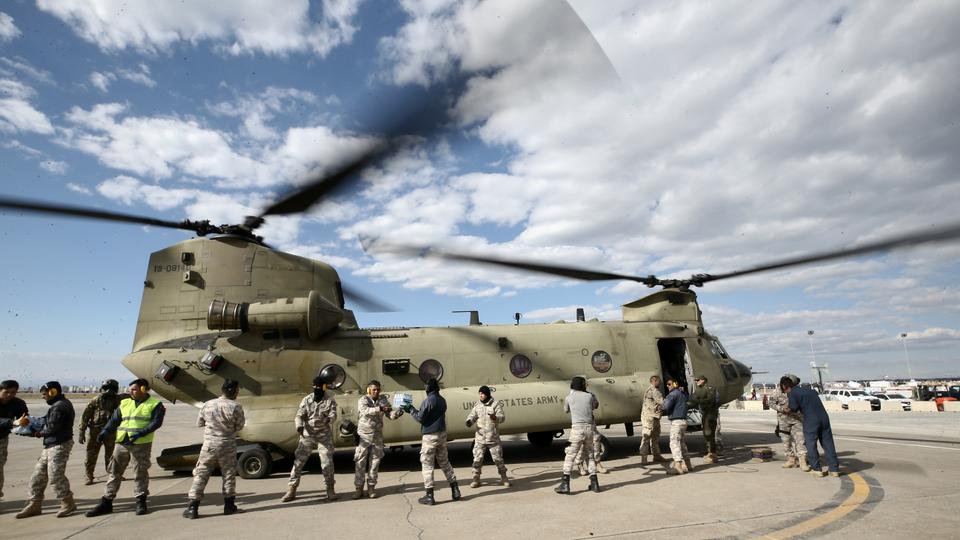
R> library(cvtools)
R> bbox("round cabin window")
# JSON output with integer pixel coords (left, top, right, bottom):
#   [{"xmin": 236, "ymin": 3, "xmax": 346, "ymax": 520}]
[
  {"xmin": 318, "ymin": 364, "xmax": 346, "ymax": 389},
  {"xmin": 509, "ymin": 354, "xmax": 533, "ymax": 378},
  {"xmin": 418, "ymin": 359, "xmax": 444, "ymax": 383},
  {"xmin": 591, "ymin": 350, "xmax": 612, "ymax": 373}
]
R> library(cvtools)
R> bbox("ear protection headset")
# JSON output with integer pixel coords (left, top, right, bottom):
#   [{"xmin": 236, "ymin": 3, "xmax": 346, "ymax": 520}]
[
  {"xmin": 141, "ymin": 385, "xmax": 148, "ymax": 392},
  {"xmin": 48, "ymin": 388, "xmax": 59, "ymax": 397}
]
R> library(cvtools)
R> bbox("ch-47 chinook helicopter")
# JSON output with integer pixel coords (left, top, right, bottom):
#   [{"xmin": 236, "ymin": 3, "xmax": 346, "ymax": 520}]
[{"xmin": 4, "ymin": 141, "xmax": 960, "ymax": 479}]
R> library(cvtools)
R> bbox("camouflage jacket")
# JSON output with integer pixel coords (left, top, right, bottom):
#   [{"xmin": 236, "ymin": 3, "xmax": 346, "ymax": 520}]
[
  {"xmin": 295, "ymin": 392, "xmax": 338, "ymax": 439},
  {"xmin": 197, "ymin": 396, "xmax": 246, "ymax": 445},
  {"xmin": 466, "ymin": 398, "xmax": 505, "ymax": 444},
  {"xmin": 79, "ymin": 393, "xmax": 127, "ymax": 432},
  {"xmin": 641, "ymin": 385, "xmax": 663, "ymax": 421},
  {"xmin": 357, "ymin": 394, "xmax": 401, "ymax": 436},
  {"xmin": 768, "ymin": 388, "xmax": 802, "ymax": 423}
]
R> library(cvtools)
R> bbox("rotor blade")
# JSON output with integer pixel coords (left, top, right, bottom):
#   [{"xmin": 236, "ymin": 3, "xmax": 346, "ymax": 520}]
[
  {"xmin": 372, "ymin": 243, "xmax": 659, "ymax": 285},
  {"xmin": 341, "ymin": 283, "xmax": 396, "ymax": 312},
  {"xmin": 259, "ymin": 102, "xmax": 437, "ymax": 219},
  {"xmin": 0, "ymin": 196, "xmax": 199, "ymax": 232},
  {"xmin": 700, "ymin": 221, "xmax": 960, "ymax": 284}
]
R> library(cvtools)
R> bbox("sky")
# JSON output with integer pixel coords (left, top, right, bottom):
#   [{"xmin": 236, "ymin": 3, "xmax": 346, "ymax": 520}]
[{"xmin": 1, "ymin": 0, "xmax": 958, "ymax": 387}]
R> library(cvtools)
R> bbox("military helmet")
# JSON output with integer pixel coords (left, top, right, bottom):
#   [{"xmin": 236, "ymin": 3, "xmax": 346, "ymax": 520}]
[{"xmin": 101, "ymin": 379, "xmax": 119, "ymax": 393}]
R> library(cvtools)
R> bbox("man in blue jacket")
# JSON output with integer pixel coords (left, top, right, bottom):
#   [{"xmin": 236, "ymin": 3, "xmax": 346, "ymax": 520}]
[
  {"xmin": 660, "ymin": 378, "xmax": 691, "ymax": 475},
  {"xmin": 16, "ymin": 381, "xmax": 76, "ymax": 519},
  {"xmin": 408, "ymin": 378, "xmax": 460, "ymax": 505},
  {"xmin": 783, "ymin": 376, "xmax": 840, "ymax": 477}
]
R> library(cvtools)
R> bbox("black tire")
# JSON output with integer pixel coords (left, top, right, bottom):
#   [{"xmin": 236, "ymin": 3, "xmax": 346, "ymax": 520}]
[
  {"xmin": 237, "ymin": 447, "xmax": 273, "ymax": 480},
  {"xmin": 527, "ymin": 431, "xmax": 556, "ymax": 447},
  {"xmin": 596, "ymin": 434, "xmax": 609, "ymax": 461}
]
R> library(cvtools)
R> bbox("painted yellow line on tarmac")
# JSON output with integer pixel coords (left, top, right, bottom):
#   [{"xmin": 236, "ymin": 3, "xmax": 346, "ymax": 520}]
[{"xmin": 758, "ymin": 473, "xmax": 870, "ymax": 540}]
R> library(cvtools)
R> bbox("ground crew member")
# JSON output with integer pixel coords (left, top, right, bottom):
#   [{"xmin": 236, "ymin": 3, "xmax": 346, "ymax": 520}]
[
  {"xmin": 407, "ymin": 378, "xmax": 460, "ymax": 505},
  {"xmin": 688, "ymin": 375, "xmax": 721, "ymax": 463},
  {"xmin": 555, "ymin": 376, "xmax": 600, "ymax": 494},
  {"xmin": 783, "ymin": 376, "xmax": 840, "ymax": 477},
  {"xmin": 661, "ymin": 377, "xmax": 691, "ymax": 475},
  {"xmin": 1, "ymin": 379, "xmax": 29, "ymax": 502},
  {"xmin": 638, "ymin": 375, "xmax": 665, "ymax": 465},
  {"xmin": 15, "ymin": 381, "xmax": 76, "ymax": 519},
  {"xmin": 183, "ymin": 379, "xmax": 246, "ymax": 519},
  {"xmin": 85, "ymin": 378, "xmax": 165, "ymax": 517},
  {"xmin": 466, "ymin": 385, "xmax": 510, "ymax": 487},
  {"xmin": 353, "ymin": 380, "xmax": 402, "ymax": 499},
  {"xmin": 574, "ymin": 405, "xmax": 608, "ymax": 475},
  {"xmin": 282, "ymin": 375, "xmax": 338, "ymax": 503},
  {"xmin": 768, "ymin": 374, "xmax": 808, "ymax": 471},
  {"xmin": 78, "ymin": 379, "xmax": 126, "ymax": 485}
]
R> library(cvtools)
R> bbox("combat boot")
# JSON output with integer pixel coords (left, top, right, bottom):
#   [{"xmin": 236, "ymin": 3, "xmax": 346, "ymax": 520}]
[
  {"xmin": 596, "ymin": 461, "xmax": 608, "ymax": 474},
  {"xmin": 417, "ymin": 488, "xmax": 435, "ymax": 506},
  {"xmin": 640, "ymin": 455, "xmax": 649, "ymax": 466},
  {"xmin": 783, "ymin": 456, "xmax": 797, "ymax": 469},
  {"xmin": 15, "ymin": 499, "xmax": 42, "ymax": 519},
  {"xmin": 683, "ymin": 458, "xmax": 693, "ymax": 473},
  {"xmin": 182, "ymin": 500, "xmax": 199, "ymax": 519},
  {"xmin": 135, "ymin": 494, "xmax": 149, "ymax": 515},
  {"xmin": 704, "ymin": 453, "xmax": 716, "ymax": 464},
  {"xmin": 85, "ymin": 496, "xmax": 113, "ymax": 517},
  {"xmin": 367, "ymin": 485, "xmax": 377, "ymax": 499},
  {"xmin": 829, "ymin": 471, "xmax": 841, "ymax": 478},
  {"xmin": 554, "ymin": 474, "xmax": 571, "ymax": 494},
  {"xmin": 499, "ymin": 471, "xmax": 511, "ymax": 487},
  {"xmin": 800, "ymin": 462, "xmax": 811, "ymax": 472},
  {"xmin": 652, "ymin": 454, "xmax": 666, "ymax": 463},
  {"xmin": 450, "ymin": 481, "xmax": 461, "ymax": 501},
  {"xmin": 588, "ymin": 474, "xmax": 601, "ymax": 493},
  {"xmin": 470, "ymin": 473, "xmax": 481, "ymax": 488},
  {"xmin": 325, "ymin": 481, "xmax": 338, "ymax": 501},
  {"xmin": 281, "ymin": 486, "xmax": 297, "ymax": 502},
  {"xmin": 57, "ymin": 495, "xmax": 77, "ymax": 518},
  {"xmin": 223, "ymin": 496, "xmax": 239, "ymax": 515},
  {"xmin": 809, "ymin": 469, "xmax": 827, "ymax": 477},
  {"xmin": 667, "ymin": 461, "xmax": 683, "ymax": 475},
  {"xmin": 352, "ymin": 486, "xmax": 364, "ymax": 500},
  {"xmin": 85, "ymin": 475, "xmax": 95, "ymax": 486}
]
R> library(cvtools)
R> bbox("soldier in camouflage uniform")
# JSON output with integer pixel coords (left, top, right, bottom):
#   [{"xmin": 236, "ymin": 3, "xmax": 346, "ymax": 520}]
[
  {"xmin": 768, "ymin": 373, "xmax": 808, "ymax": 470},
  {"xmin": 282, "ymin": 375, "xmax": 338, "ymax": 503},
  {"xmin": 183, "ymin": 379, "xmax": 246, "ymax": 519},
  {"xmin": 353, "ymin": 380, "xmax": 402, "ymax": 499},
  {"xmin": 78, "ymin": 379, "xmax": 126, "ymax": 485},
  {"xmin": 638, "ymin": 375, "xmax": 665, "ymax": 465},
  {"xmin": 574, "ymin": 405, "xmax": 607, "ymax": 475},
  {"xmin": 556, "ymin": 376, "xmax": 600, "ymax": 494},
  {"xmin": 466, "ymin": 385, "xmax": 510, "ymax": 487},
  {"xmin": 16, "ymin": 381, "xmax": 76, "ymax": 519}
]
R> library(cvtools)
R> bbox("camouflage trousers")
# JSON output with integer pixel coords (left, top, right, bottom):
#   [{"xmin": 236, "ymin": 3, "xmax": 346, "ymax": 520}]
[
  {"xmin": 354, "ymin": 432, "xmax": 385, "ymax": 488},
  {"xmin": 104, "ymin": 442, "xmax": 152, "ymax": 499},
  {"xmin": 28, "ymin": 440, "xmax": 73, "ymax": 501},
  {"xmin": 472, "ymin": 436, "xmax": 506, "ymax": 476},
  {"xmin": 189, "ymin": 442, "xmax": 237, "ymax": 500},
  {"xmin": 0, "ymin": 436, "xmax": 7, "ymax": 499},
  {"xmin": 574, "ymin": 425, "xmax": 603, "ymax": 466},
  {"xmin": 84, "ymin": 428, "xmax": 115, "ymax": 480},
  {"xmin": 638, "ymin": 416, "xmax": 662, "ymax": 457},
  {"xmin": 563, "ymin": 423, "xmax": 596, "ymax": 475},
  {"xmin": 288, "ymin": 436, "xmax": 334, "ymax": 488},
  {"xmin": 778, "ymin": 417, "xmax": 806, "ymax": 459},
  {"xmin": 669, "ymin": 419, "xmax": 689, "ymax": 461},
  {"xmin": 420, "ymin": 432, "xmax": 457, "ymax": 489}
]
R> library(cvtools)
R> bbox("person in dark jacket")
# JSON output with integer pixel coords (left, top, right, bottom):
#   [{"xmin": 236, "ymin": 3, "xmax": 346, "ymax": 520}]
[
  {"xmin": 688, "ymin": 375, "xmax": 721, "ymax": 463},
  {"xmin": 408, "ymin": 378, "xmax": 460, "ymax": 505},
  {"xmin": 783, "ymin": 377, "xmax": 840, "ymax": 477},
  {"xmin": 15, "ymin": 381, "xmax": 76, "ymax": 519},
  {"xmin": 660, "ymin": 378, "xmax": 692, "ymax": 475},
  {"xmin": 1, "ymin": 379, "xmax": 29, "ymax": 502}
]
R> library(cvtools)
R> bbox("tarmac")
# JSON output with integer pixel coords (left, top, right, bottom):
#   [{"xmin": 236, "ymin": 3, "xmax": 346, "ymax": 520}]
[{"xmin": 1, "ymin": 399, "xmax": 958, "ymax": 539}]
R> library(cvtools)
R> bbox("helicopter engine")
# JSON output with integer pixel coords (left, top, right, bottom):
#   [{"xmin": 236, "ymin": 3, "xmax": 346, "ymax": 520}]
[{"xmin": 207, "ymin": 290, "xmax": 344, "ymax": 340}]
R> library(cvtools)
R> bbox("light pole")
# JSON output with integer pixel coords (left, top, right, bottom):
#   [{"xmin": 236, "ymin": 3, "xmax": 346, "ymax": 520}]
[
  {"xmin": 899, "ymin": 333, "xmax": 913, "ymax": 380},
  {"xmin": 807, "ymin": 330, "xmax": 816, "ymax": 365},
  {"xmin": 807, "ymin": 330, "xmax": 828, "ymax": 390}
]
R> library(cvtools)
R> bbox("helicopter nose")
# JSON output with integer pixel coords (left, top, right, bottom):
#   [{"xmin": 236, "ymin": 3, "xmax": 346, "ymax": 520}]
[{"xmin": 121, "ymin": 351, "xmax": 153, "ymax": 383}]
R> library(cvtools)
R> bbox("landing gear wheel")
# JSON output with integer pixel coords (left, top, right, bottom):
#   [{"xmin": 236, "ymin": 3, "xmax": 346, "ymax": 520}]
[
  {"xmin": 238, "ymin": 447, "xmax": 273, "ymax": 480},
  {"xmin": 596, "ymin": 434, "xmax": 609, "ymax": 461},
  {"xmin": 527, "ymin": 431, "xmax": 557, "ymax": 447}
]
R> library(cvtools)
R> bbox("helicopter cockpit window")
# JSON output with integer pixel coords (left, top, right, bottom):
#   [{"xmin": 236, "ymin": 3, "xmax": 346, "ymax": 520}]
[
  {"xmin": 591, "ymin": 350, "xmax": 613, "ymax": 373},
  {"xmin": 418, "ymin": 359, "xmax": 444, "ymax": 383},
  {"xmin": 509, "ymin": 354, "xmax": 532, "ymax": 378},
  {"xmin": 709, "ymin": 340, "xmax": 729, "ymax": 359},
  {"xmin": 732, "ymin": 360, "xmax": 752, "ymax": 379},
  {"xmin": 720, "ymin": 363, "xmax": 738, "ymax": 382},
  {"xmin": 318, "ymin": 364, "xmax": 346, "ymax": 389}
]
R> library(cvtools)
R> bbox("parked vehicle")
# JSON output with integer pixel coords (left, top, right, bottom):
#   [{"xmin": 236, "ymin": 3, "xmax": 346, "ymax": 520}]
[
  {"xmin": 820, "ymin": 389, "xmax": 881, "ymax": 410},
  {"xmin": 873, "ymin": 393, "xmax": 912, "ymax": 411}
]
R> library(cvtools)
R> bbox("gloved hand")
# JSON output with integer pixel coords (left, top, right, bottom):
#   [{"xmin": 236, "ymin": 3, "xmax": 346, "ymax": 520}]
[
  {"xmin": 97, "ymin": 431, "xmax": 107, "ymax": 443},
  {"xmin": 488, "ymin": 413, "xmax": 497, "ymax": 420},
  {"xmin": 78, "ymin": 430, "xmax": 86, "ymax": 444},
  {"xmin": 401, "ymin": 404, "xmax": 413, "ymax": 413},
  {"xmin": 129, "ymin": 432, "xmax": 141, "ymax": 443},
  {"xmin": 297, "ymin": 426, "xmax": 304, "ymax": 436},
  {"xmin": 465, "ymin": 419, "xmax": 473, "ymax": 428}
]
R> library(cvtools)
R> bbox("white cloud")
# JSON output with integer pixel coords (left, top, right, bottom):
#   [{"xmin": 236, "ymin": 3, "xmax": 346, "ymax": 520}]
[
  {"xmin": 90, "ymin": 71, "xmax": 113, "ymax": 92},
  {"xmin": 0, "ymin": 97, "xmax": 54, "ymax": 134},
  {"xmin": 37, "ymin": 0, "xmax": 363, "ymax": 56},
  {"xmin": 0, "ymin": 12, "xmax": 20, "ymax": 43},
  {"xmin": 66, "ymin": 182, "xmax": 92, "ymax": 195},
  {"xmin": 0, "ymin": 57, "xmax": 54, "ymax": 85},
  {"xmin": 40, "ymin": 160, "xmax": 69, "ymax": 175},
  {"xmin": 90, "ymin": 64, "xmax": 156, "ymax": 93}
]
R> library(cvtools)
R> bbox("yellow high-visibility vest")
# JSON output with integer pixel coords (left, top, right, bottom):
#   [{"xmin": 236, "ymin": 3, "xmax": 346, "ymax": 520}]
[{"xmin": 116, "ymin": 396, "xmax": 160, "ymax": 444}]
